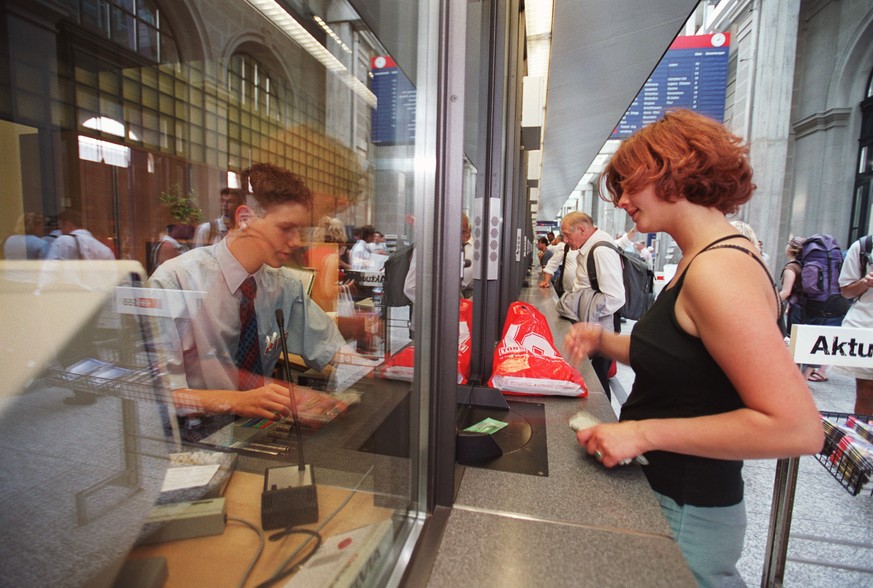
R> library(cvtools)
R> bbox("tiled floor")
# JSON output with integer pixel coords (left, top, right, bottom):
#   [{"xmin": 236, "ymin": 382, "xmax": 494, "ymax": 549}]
[{"xmin": 610, "ymin": 335, "xmax": 873, "ymax": 587}]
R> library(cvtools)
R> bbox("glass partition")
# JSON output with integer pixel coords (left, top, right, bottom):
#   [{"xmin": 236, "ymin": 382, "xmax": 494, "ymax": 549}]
[{"xmin": 0, "ymin": 0, "xmax": 436, "ymax": 585}]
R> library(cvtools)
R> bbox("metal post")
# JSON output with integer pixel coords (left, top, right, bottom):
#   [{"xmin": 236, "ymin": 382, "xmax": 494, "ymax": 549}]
[{"xmin": 761, "ymin": 456, "xmax": 800, "ymax": 587}]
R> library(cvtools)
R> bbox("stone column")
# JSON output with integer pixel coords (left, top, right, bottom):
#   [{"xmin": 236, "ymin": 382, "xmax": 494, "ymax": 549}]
[{"xmin": 746, "ymin": 0, "xmax": 800, "ymax": 267}]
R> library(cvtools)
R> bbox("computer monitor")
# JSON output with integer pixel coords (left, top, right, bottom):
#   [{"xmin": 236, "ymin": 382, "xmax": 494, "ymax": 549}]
[{"xmin": 0, "ymin": 260, "xmax": 177, "ymax": 587}]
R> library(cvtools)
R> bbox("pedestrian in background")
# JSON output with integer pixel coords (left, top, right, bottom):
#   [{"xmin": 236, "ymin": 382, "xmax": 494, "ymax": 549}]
[
  {"xmin": 560, "ymin": 211, "xmax": 625, "ymax": 398},
  {"xmin": 46, "ymin": 209, "xmax": 115, "ymax": 260},
  {"xmin": 536, "ymin": 236, "xmax": 553, "ymax": 268},
  {"xmin": 838, "ymin": 235, "xmax": 873, "ymax": 415},
  {"xmin": 778, "ymin": 237, "xmax": 805, "ymax": 333}
]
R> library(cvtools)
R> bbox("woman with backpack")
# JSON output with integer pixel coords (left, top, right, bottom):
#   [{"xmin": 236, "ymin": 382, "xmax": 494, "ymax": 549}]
[
  {"xmin": 563, "ymin": 110, "xmax": 823, "ymax": 587},
  {"xmin": 779, "ymin": 237, "xmax": 805, "ymax": 332},
  {"xmin": 792, "ymin": 234, "xmax": 853, "ymax": 381},
  {"xmin": 778, "ymin": 236, "xmax": 833, "ymax": 380}
]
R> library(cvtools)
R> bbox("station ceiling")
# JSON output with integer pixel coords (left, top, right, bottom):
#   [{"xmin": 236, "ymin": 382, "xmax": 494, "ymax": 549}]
[
  {"xmin": 347, "ymin": 0, "xmax": 700, "ymax": 220},
  {"xmin": 537, "ymin": 0, "xmax": 699, "ymax": 220}
]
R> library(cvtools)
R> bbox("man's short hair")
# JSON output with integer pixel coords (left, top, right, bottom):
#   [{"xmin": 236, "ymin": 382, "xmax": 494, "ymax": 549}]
[
  {"xmin": 220, "ymin": 187, "xmax": 245, "ymax": 204},
  {"xmin": 57, "ymin": 208, "xmax": 82, "ymax": 228},
  {"xmin": 242, "ymin": 163, "xmax": 312, "ymax": 215},
  {"xmin": 561, "ymin": 211, "xmax": 593, "ymax": 233}
]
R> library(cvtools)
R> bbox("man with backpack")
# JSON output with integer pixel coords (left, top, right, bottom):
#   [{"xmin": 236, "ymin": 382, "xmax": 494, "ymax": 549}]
[
  {"xmin": 193, "ymin": 188, "xmax": 245, "ymax": 248},
  {"xmin": 795, "ymin": 233, "xmax": 852, "ymax": 381},
  {"xmin": 559, "ymin": 212, "xmax": 625, "ymax": 397},
  {"xmin": 838, "ymin": 235, "xmax": 873, "ymax": 415}
]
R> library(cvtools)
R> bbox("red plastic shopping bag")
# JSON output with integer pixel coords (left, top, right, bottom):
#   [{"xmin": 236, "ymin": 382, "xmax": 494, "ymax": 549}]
[
  {"xmin": 488, "ymin": 301, "xmax": 587, "ymax": 397},
  {"xmin": 457, "ymin": 299, "xmax": 473, "ymax": 384},
  {"xmin": 380, "ymin": 299, "xmax": 473, "ymax": 384},
  {"xmin": 380, "ymin": 345, "xmax": 416, "ymax": 381}
]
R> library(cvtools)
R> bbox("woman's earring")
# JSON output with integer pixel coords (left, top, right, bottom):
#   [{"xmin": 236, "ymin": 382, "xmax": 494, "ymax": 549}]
[{"xmin": 240, "ymin": 222, "xmax": 248, "ymax": 231}]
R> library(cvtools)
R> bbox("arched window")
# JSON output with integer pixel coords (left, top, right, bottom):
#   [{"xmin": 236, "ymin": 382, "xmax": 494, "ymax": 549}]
[
  {"xmin": 228, "ymin": 53, "xmax": 282, "ymax": 120},
  {"xmin": 226, "ymin": 51, "xmax": 288, "ymax": 171},
  {"xmin": 74, "ymin": 0, "xmax": 179, "ymax": 63},
  {"xmin": 849, "ymin": 67, "xmax": 873, "ymax": 244}
]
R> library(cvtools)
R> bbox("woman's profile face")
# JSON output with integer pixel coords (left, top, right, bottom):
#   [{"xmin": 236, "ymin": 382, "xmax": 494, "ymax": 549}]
[{"xmin": 617, "ymin": 184, "xmax": 662, "ymax": 233}]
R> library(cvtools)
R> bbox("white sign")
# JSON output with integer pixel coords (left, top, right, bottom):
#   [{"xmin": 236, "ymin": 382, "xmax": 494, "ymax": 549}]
[
  {"xmin": 790, "ymin": 325, "xmax": 873, "ymax": 367},
  {"xmin": 355, "ymin": 270, "xmax": 384, "ymax": 287},
  {"xmin": 115, "ymin": 286, "xmax": 206, "ymax": 319}
]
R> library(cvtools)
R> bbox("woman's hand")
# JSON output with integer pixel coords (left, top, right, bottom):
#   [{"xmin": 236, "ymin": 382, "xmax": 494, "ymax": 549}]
[
  {"xmin": 564, "ymin": 322, "xmax": 603, "ymax": 363},
  {"xmin": 576, "ymin": 421, "xmax": 646, "ymax": 468}
]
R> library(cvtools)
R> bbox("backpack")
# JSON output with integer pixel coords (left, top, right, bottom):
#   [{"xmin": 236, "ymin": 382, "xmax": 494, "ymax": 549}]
[
  {"xmin": 587, "ymin": 241, "xmax": 654, "ymax": 321},
  {"xmin": 382, "ymin": 243, "xmax": 415, "ymax": 307},
  {"xmin": 797, "ymin": 234, "xmax": 851, "ymax": 318}
]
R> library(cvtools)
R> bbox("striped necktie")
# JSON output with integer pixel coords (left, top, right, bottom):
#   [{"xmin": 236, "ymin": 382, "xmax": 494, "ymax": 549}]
[{"xmin": 235, "ymin": 276, "xmax": 264, "ymax": 390}]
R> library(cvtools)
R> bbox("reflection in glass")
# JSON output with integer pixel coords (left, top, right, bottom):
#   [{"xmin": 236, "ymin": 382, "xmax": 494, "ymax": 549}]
[{"xmin": 0, "ymin": 0, "xmax": 429, "ymax": 584}]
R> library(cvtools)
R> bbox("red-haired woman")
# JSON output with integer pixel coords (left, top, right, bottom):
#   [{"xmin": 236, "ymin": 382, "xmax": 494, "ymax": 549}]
[{"xmin": 564, "ymin": 110, "xmax": 823, "ymax": 587}]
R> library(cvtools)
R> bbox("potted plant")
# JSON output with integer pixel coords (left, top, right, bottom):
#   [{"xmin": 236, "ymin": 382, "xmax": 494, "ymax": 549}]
[{"xmin": 151, "ymin": 185, "xmax": 202, "ymax": 272}]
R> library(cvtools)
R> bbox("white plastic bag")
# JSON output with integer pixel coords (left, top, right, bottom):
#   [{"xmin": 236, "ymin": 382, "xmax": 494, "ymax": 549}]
[{"xmin": 337, "ymin": 284, "xmax": 355, "ymax": 318}]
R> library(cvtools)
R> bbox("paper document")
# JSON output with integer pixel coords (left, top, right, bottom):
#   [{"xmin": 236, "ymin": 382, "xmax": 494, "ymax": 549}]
[{"xmin": 161, "ymin": 464, "xmax": 220, "ymax": 492}]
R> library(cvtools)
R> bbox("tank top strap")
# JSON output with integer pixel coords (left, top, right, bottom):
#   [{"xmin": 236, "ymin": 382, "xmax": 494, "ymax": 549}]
[
  {"xmin": 674, "ymin": 234, "xmax": 751, "ymax": 289},
  {"xmin": 676, "ymin": 234, "xmax": 782, "ymax": 323},
  {"xmin": 702, "ymin": 233, "xmax": 751, "ymax": 250}
]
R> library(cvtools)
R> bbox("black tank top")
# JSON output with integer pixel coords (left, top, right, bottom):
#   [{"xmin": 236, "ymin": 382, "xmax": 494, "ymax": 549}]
[{"xmin": 621, "ymin": 235, "xmax": 779, "ymax": 507}]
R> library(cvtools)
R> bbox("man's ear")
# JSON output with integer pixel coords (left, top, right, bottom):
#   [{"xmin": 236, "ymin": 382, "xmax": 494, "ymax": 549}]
[{"xmin": 235, "ymin": 204, "xmax": 254, "ymax": 229}]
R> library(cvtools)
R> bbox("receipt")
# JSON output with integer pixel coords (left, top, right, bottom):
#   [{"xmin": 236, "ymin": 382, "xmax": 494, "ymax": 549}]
[{"xmin": 161, "ymin": 464, "xmax": 220, "ymax": 492}]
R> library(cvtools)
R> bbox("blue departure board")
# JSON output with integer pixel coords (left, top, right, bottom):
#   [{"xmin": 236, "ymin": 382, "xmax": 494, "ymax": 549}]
[
  {"xmin": 371, "ymin": 55, "xmax": 416, "ymax": 145},
  {"xmin": 611, "ymin": 33, "xmax": 730, "ymax": 138}
]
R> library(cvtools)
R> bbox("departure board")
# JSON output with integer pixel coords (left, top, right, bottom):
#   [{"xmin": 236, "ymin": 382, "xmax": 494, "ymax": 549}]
[
  {"xmin": 611, "ymin": 33, "xmax": 730, "ymax": 138},
  {"xmin": 371, "ymin": 55, "xmax": 416, "ymax": 145}
]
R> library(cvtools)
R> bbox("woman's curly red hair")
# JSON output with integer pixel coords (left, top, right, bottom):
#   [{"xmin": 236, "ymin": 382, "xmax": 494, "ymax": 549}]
[{"xmin": 601, "ymin": 109, "xmax": 755, "ymax": 215}]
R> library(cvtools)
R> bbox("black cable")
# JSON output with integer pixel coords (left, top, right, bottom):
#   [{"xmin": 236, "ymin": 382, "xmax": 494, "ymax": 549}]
[
  {"xmin": 226, "ymin": 517, "xmax": 265, "ymax": 588},
  {"xmin": 254, "ymin": 529, "xmax": 322, "ymax": 588}
]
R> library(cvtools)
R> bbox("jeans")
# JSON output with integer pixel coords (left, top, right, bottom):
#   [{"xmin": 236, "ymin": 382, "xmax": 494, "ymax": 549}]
[{"xmin": 655, "ymin": 492, "xmax": 747, "ymax": 588}]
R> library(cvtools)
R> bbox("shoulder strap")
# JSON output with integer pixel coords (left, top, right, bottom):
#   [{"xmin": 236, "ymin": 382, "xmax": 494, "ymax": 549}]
[
  {"xmin": 151, "ymin": 239, "xmax": 164, "ymax": 270},
  {"xmin": 674, "ymin": 234, "xmax": 750, "ymax": 290},
  {"xmin": 70, "ymin": 233, "xmax": 83, "ymax": 260},
  {"xmin": 707, "ymin": 233, "xmax": 750, "ymax": 249},
  {"xmin": 780, "ymin": 259, "xmax": 800, "ymax": 279},
  {"xmin": 208, "ymin": 219, "xmax": 220, "ymax": 243},
  {"xmin": 861, "ymin": 236, "xmax": 872, "ymax": 275},
  {"xmin": 587, "ymin": 240, "xmax": 622, "ymax": 293},
  {"xmin": 557, "ymin": 243, "xmax": 570, "ymax": 275},
  {"xmin": 700, "ymin": 242, "xmax": 782, "ymax": 319}
]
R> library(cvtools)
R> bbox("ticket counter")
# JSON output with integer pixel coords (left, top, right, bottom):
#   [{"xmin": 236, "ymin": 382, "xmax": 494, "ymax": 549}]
[{"xmin": 410, "ymin": 286, "xmax": 695, "ymax": 585}]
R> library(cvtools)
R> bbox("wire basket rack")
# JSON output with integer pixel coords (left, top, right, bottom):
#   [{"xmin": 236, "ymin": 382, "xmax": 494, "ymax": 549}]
[
  {"xmin": 45, "ymin": 357, "xmax": 169, "ymax": 404},
  {"xmin": 816, "ymin": 411, "xmax": 873, "ymax": 497}
]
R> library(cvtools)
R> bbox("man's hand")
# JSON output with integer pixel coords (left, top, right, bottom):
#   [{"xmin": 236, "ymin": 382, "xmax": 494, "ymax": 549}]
[
  {"xmin": 539, "ymin": 272, "xmax": 553, "ymax": 288},
  {"xmin": 229, "ymin": 381, "xmax": 296, "ymax": 420},
  {"xmin": 230, "ymin": 381, "xmax": 347, "ymax": 426}
]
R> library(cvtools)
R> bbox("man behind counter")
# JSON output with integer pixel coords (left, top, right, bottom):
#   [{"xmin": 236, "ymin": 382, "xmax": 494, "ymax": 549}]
[{"xmin": 149, "ymin": 163, "xmax": 346, "ymax": 421}]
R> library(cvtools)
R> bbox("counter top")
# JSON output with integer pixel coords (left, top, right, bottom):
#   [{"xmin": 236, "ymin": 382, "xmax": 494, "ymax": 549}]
[{"xmin": 425, "ymin": 286, "xmax": 695, "ymax": 586}]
